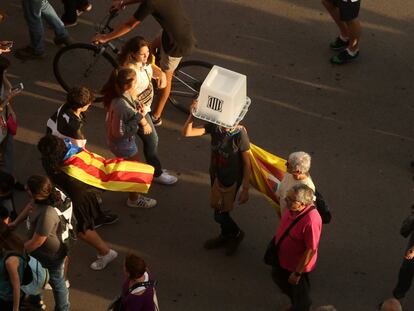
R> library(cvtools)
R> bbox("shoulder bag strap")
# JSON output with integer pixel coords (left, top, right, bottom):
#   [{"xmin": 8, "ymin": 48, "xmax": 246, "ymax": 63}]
[{"xmin": 275, "ymin": 206, "xmax": 316, "ymax": 249}]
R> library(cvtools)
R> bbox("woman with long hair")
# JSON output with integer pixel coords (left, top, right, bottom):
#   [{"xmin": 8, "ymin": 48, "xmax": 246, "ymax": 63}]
[
  {"xmin": 34, "ymin": 135, "xmax": 118, "ymax": 271},
  {"xmin": 103, "ymin": 36, "xmax": 177, "ymax": 188},
  {"xmin": 105, "ymin": 67, "xmax": 157, "ymax": 209},
  {"xmin": 22, "ymin": 175, "xmax": 69, "ymax": 311}
]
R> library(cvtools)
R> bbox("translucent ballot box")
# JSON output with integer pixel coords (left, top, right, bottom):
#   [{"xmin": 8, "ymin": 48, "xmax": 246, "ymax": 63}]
[{"xmin": 193, "ymin": 65, "xmax": 250, "ymax": 128}]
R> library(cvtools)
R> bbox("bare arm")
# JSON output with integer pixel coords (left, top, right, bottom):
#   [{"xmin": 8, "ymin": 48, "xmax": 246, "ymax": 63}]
[
  {"xmin": 182, "ymin": 101, "xmax": 206, "ymax": 137},
  {"xmin": 6, "ymin": 256, "xmax": 21, "ymax": 311},
  {"xmin": 8, "ymin": 202, "xmax": 32, "ymax": 229},
  {"xmin": 92, "ymin": 16, "xmax": 141, "ymax": 44},
  {"xmin": 24, "ymin": 233, "xmax": 48, "ymax": 253},
  {"xmin": 288, "ymin": 248, "xmax": 316, "ymax": 285},
  {"xmin": 151, "ymin": 63, "xmax": 167, "ymax": 89},
  {"xmin": 238, "ymin": 150, "xmax": 251, "ymax": 204}
]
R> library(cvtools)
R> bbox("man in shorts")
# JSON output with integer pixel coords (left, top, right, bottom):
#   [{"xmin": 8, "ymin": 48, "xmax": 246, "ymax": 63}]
[
  {"xmin": 321, "ymin": 0, "xmax": 361, "ymax": 64},
  {"xmin": 92, "ymin": 0, "xmax": 195, "ymax": 126}
]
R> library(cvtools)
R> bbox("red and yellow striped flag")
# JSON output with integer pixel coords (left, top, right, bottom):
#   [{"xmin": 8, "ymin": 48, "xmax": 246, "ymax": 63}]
[
  {"xmin": 249, "ymin": 143, "xmax": 287, "ymax": 212},
  {"xmin": 62, "ymin": 150, "xmax": 154, "ymax": 193}
]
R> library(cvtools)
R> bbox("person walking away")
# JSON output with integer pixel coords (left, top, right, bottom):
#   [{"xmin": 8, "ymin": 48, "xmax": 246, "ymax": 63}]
[
  {"xmin": 93, "ymin": 0, "xmax": 195, "ymax": 126},
  {"xmin": 120, "ymin": 253, "xmax": 157, "ymax": 311},
  {"xmin": 271, "ymin": 184, "xmax": 322, "ymax": 311},
  {"xmin": 182, "ymin": 100, "xmax": 251, "ymax": 256},
  {"xmin": 36, "ymin": 135, "xmax": 118, "ymax": 270},
  {"xmin": 321, "ymin": 0, "xmax": 361, "ymax": 64},
  {"xmin": 392, "ymin": 204, "xmax": 414, "ymax": 301},
  {"xmin": 275, "ymin": 151, "xmax": 315, "ymax": 217},
  {"xmin": 15, "ymin": 0, "xmax": 73, "ymax": 60},
  {"xmin": 104, "ymin": 67, "xmax": 157, "ymax": 208},
  {"xmin": 23, "ymin": 175, "xmax": 70, "ymax": 311}
]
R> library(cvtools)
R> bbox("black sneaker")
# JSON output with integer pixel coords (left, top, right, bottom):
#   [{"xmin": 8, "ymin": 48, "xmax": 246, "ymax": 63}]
[
  {"xmin": 150, "ymin": 113, "xmax": 162, "ymax": 127},
  {"xmin": 330, "ymin": 49, "xmax": 359, "ymax": 65},
  {"xmin": 225, "ymin": 230, "xmax": 245, "ymax": 256},
  {"xmin": 53, "ymin": 36, "xmax": 74, "ymax": 47},
  {"xmin": 14, "ymin": 46, "xmax": 44, "ymax": 60},
  {"xmin": 94, "ymin": 213, "xmax": 119, "ymax": 229},
  {"xmin": 329, "ymin": 36, "xmax": 349, "ymax": 51},
  {"xmin": 203, "ymin": 235, "xmax": 229, "ymax": 250}
]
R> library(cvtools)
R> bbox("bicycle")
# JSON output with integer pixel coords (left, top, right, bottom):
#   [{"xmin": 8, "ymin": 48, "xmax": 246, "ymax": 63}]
[{"xmin": 53, "ymin": 11, "xmax": 213, "ymax": 113}]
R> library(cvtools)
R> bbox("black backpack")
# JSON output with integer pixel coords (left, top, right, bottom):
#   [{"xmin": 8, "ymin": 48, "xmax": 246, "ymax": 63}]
[
  {"xmin": 315, "ymin": 190, "xmax": 332, "ymax": 224},
  {"xmin": 53, "ymin": 188, "xmax": 77, "ymax": 253}
]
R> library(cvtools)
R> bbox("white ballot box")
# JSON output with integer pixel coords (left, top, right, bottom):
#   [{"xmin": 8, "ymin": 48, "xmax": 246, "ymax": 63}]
[{"xmin": 193, "ymin": 65, "xmax": 250, "ymax": 128}]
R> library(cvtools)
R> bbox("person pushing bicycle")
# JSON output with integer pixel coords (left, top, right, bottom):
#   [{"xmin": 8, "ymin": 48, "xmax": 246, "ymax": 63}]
[{"xmin": 92, "ymin": 0, "xmax": 196, "ymax": 127}]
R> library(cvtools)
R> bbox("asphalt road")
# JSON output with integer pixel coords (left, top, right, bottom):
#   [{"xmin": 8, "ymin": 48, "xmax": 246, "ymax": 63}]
[{"xmin": 1, "ymin": 0, "xmax": 414, "ymax": 310}]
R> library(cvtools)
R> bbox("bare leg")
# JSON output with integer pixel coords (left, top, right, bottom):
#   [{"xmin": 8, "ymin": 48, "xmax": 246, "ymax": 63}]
[
  {"xmin": 321, "ymin": 0, "xmax": 348, "ymax": 38},
  {"xmin": 346, "ymin": 19, "xmax": 361, "ymax": 51},
  {"xmin": 78, "ymin": 230, "xmax": 110, "ymax": 256},
  {"xmin": 152, "ymin": 70, "xmax": 173, "ymax": 119}
]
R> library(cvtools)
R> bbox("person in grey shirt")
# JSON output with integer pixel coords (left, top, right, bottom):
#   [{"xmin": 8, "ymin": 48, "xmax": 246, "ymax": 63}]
[{"xmin": 24, "ymin": 175, "xmax": 69, "ymax": 311}]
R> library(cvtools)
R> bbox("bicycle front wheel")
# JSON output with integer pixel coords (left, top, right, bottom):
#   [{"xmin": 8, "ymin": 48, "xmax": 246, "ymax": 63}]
[
  {"xmin": 169, "ymin": 60, "xmax": 213, "ymax": 114},
  {"xmin": 53, "ymin": 43, "xmax": 118, "ymax": 101}
]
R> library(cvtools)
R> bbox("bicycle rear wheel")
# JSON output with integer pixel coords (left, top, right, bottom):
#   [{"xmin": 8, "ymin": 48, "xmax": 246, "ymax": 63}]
[
  {"xmin": 169, "ymin": 60, "xmax": 213, "ymax": 113},
  {"xmin": 53, "ymin": 43, "xmax": 118, "ymax": 102}
]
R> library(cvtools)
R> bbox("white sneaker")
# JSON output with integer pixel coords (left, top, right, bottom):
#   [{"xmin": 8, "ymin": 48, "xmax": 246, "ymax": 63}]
[
  {"xmin": 90, "ymin": 249, "xmax": 118, "ymax": 271},
  {"xmin": 126, "ymin": 196, "xmax": 157, "ymax": 209},
  {"xmin": 44, "ymin": 280, "xmax": 70, "ymax": 290},
  {"xmin": 153, "ymin": 170, "xmax": 178, "ymax": 185}
]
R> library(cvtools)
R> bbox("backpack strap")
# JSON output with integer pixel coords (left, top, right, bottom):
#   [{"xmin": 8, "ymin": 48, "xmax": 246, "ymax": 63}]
[{"xmin": 127, "ymin": 280, "xmax": 156, "ymax": 294}]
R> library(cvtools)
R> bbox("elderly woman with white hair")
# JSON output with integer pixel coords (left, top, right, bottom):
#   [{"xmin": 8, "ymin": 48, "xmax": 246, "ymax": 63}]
[{"xmin": 275, "ymin": 151, "xmax": 316, "ymax": 216}]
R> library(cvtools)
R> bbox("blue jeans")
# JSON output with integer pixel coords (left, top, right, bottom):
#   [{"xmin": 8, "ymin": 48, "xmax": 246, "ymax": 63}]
[
  {"xmin": 22, "ymin": 0, "xmax": 68, "ymax": 53},
  {"xmin": 43, "ymin": 258, "xmax": 70, "ymax": 311},
  {"xmin": 137, "ymin": 114, "xmax": 162, "ymax": 177}
]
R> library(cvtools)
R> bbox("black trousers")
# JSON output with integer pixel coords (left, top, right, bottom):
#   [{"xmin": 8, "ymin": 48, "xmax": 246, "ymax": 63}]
[
  {"xmin": 272, "ymin": 266, "xmax": 312, "ymax": 311},
  {"xmin": 393, "ymin": 257, "xmax": 414, "ymax": 299}
]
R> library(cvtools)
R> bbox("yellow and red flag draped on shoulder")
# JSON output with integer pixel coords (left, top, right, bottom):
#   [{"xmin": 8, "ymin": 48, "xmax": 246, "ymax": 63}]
[
  {"xmin": 248, "ymin": 143, "xmax": 287, "ymax": 212},
  {"xmin": 62, "ymin": 150, "xmax": 154, "ymax": 193}
]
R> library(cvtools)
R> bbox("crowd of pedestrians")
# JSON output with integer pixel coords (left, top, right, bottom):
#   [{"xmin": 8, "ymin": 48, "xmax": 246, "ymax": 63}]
[{"xmin": 0, "ymin": 0, "xmax": 411, "ymax": 311}]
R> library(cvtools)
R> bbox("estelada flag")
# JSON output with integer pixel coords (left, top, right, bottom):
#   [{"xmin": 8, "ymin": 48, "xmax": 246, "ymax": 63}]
[
  {"xmin": 62, "ymin": 150, "xmax": 154, "ymax": 193},
  {"xmin": 249, "ymin": 143, "xmax": 287, "ymax": 212}
]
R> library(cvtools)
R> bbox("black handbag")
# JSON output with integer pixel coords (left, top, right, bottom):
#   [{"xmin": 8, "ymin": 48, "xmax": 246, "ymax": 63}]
[{"xmin": 264, "ymin": 206, "xmax": 315, "ymax": 267}]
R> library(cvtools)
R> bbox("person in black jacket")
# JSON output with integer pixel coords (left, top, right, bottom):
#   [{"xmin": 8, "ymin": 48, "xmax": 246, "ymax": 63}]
[{"xmin": 392, "ymin": 204, "xmax": 414, "ymax": 300}]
